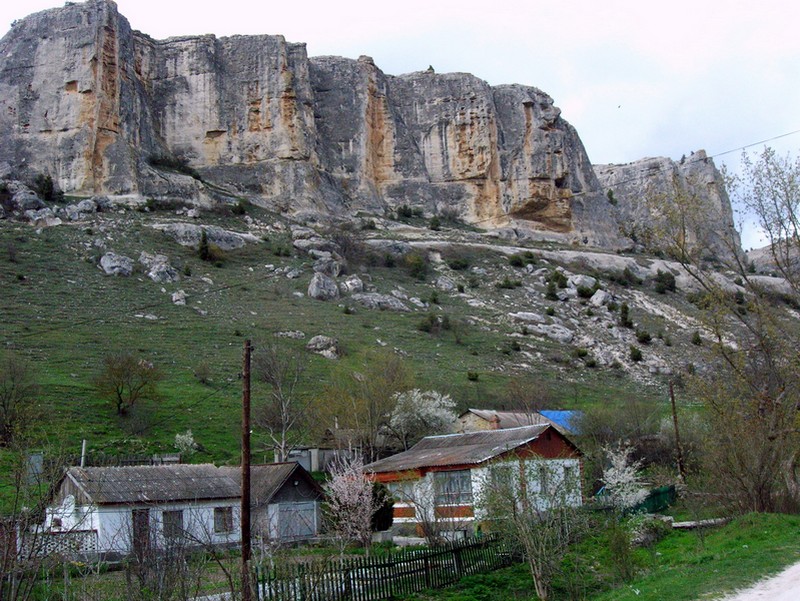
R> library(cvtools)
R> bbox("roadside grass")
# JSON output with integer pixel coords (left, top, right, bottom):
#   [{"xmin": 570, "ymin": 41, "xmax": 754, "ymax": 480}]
[{"xmin": 402, "ymin": 513, "xmax": 800, "ymax": 601}]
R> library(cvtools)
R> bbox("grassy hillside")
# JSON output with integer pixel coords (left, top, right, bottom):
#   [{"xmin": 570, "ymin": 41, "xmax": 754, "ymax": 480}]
[{"xmin": 1, "ymin": 204, "xmax": 696, "ymax": 472}]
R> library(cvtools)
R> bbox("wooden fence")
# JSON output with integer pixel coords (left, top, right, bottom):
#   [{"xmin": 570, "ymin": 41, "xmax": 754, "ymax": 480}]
[{"xmin": 256, "ymin": 535, "xmax": 512, "ymax": 601}]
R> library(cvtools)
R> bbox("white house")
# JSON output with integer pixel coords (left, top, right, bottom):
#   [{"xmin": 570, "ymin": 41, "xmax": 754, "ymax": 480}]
[
  {"xmin": 45, "ymin": 464, "xmax": 241, "ymax": 557},
  {"xmin": 364, "ymin": 425, "xmax": 582, "ymax": 538},
  {"xmin": 43, "ymin": 462, "xmax": 324, "ymax": 558}
]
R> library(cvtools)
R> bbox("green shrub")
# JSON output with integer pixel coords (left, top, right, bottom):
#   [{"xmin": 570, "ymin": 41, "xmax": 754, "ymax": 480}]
[
  {"xmin": 636, "ymin": 329, "xmax": 652, "ymax": 344},
  {"xmin": 619, "ymin": 302, "xmax": 633, "ymax": 328},
  {"xmin": 405, "ymin": 252, "xmax": 429, "ymax": 280},
  {"xmin": 629, "ymin": 346, "xmax": 643, "ymax": 362},
  {"xmin": 428, "ymin": 215, "xmax": 441, "ymax": 231},
  {"xmin": 466, "ymin": 371, "xmax": 479, "ymax": 381},
  {"xmin": 654, "ymin": 269, "xmax": 677, "ymax": 293},
  {"xmin": 545, "ymin": 306, "xmax": 556, "ymax": 316},
  {"xmin": 448, "ymin": 257, "xmax": 470, "ymax": 271},
  {"xmin": 577, "ymin": 285, "xmax": 595, "ymax": 299},
  {"xmin": 691, "ymin": 330, "xmax": 703, "ymax": 345},
  {"xmin": 549, "ymin": 270, "xmax": 568, "ymax": 288},
  {"xmin": 495, "ymin": 276, "xmax": 522, "ymax": 289},
  {"xmin": 231, "ymin": 200, "xmax": 247, "ymax": 215},
  {"xmin": 607, "ymin": 189, "xmax": 618, "ymax": 205},
  {"xmin": 508, "ymin": 254, "xmax": 525, "ymax": 267},
  {"xmin": 572, "ymin": 347, "xmax": 589, "ymax": 358},
  {"xmin": 396, "ymin": 204, "xmax": 413, "ymax": 220},
  {"xmin": 545, "ymin": 280, "xmax": 559, "ymax": 301}
]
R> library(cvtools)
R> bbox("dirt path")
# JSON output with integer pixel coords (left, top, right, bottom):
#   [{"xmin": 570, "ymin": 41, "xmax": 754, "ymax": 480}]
[{"xmin": 711, "ymin": 561, "xmax": 800, "ymax": 600}]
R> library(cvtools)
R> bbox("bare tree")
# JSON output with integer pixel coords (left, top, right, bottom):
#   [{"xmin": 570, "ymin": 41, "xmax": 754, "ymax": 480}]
[
  {"xmin": 95, "ymin": 352, "xmax": 163, "ymax": 416},
  {"xmin": 0, "ymin": 353, "xmax": 39, "ymax": 447},
  {"xmin": 476, "ymin": 458, "xmax": 586, "ymax": 601},
  {"xmin": 647, "ymin": 147, "xmax": 800, "ymax": 513},
  {"xmin": 317, "ymin": 350, "xmax": 414, "ymax": 461},
  {"xmin": 323, "ymin": 455, "xmax": 379, "ymax": 555},
  {"xmin": 252, "ymin": 343, "xmax": 308, "ymax": 462}
]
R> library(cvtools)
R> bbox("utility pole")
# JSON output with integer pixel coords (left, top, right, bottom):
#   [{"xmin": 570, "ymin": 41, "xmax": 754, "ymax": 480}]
[
  {"xmin": 241, "ymin": 339, "xmax": 252, "ymax": 601},
  {"xmin": 669, "ymin": 380, "xmax": 687, "ymax": 484}
]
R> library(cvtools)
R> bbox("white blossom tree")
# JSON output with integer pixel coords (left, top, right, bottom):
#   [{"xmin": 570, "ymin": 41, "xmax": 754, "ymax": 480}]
[
  {"xmin": 387, "ymin": 389, "xmax": 457, "ymax": 450},
  {"xmin": 323, "ymin": 455, "xmax": 379, "ymax": 555},
  {"xmin": 601, "ymin": 444, "xmax": 648, "ymax": 511}
]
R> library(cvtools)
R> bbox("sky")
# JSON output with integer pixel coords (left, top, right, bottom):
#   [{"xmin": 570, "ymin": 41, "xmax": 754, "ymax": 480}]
[{"xmin": 3, "ymin": 0, "xmax": 799, "ymax": 249}]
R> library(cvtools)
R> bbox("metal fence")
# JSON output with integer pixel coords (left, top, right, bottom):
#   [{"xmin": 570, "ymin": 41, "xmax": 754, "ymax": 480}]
[{"xmin": 257, "ymin": 535, "xmax": 512, "ymax": 601}]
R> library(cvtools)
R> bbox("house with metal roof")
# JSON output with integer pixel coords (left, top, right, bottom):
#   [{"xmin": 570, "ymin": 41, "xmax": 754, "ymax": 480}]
[
  {"xmin": 365, "ymin": 424, "xmax": 582, "ymax": 538},
  {"xmin": 44, "ymin": 462, "xmax": 323, "ymax": 557}
]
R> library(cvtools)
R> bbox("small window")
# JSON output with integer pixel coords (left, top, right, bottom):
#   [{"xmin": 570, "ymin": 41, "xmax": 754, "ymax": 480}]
[
  {"xmin": 434, "ymin": 470, "xmax": 473, "ymax": 505},
  {"xmin": 214, "ymin": 507, "xmax": 234, "ymax": 533},
  {"xmin": 162, "ymin": 510, "xmax": 183, "ymax": 539}
]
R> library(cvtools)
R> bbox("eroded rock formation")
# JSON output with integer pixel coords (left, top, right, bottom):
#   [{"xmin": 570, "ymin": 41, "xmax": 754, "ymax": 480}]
[
  {"xmin": 0, "ymin": 0, "xmax": 625, "ymax": 246},
  {"xmin": 595, "ymin": 151, "xmax": 741, "ymax": 262}
]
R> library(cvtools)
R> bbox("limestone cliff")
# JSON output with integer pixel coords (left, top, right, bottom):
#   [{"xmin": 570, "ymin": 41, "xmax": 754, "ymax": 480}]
[
  {"xmin": 2, "ymin": 0, "xmax": 721, "ymax": 251},
  {"xmin": 594, "ymin": 151, "xmax": 741, "ymax": 262}
]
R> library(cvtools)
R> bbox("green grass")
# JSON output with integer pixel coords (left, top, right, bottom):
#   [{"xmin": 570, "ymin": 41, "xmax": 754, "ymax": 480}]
[
  {"xmin": 1, "ymin": 207, "xmax": 669, "ymax": 504},
  {"xmin": 402, "ymin": 513, "xmax": 800, "ymax": 601}
]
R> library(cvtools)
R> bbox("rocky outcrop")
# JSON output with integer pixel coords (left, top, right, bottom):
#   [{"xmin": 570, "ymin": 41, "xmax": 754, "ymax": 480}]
[
  {"xmin": 595, "ymin": 151, "xmax": 742, "ymax": 261},
  {"xmin": 0, "ymin": 0, "xmax": 624, "ymax": 247}
]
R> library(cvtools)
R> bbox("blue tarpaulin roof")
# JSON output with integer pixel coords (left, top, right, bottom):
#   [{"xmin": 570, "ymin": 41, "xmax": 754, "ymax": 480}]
[{"xmin": 539, "ymin": 410, "xmax": 583, "ymax": 434}]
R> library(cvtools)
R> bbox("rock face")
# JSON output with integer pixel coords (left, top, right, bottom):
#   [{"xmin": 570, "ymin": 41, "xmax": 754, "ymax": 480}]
[
  {"xmin": 0, "ymin": 0, "xmax": 623, "ymax": 247},
  {"xmin": 594, "ymin": 151, "xmax": 741, "ymax": 261}
]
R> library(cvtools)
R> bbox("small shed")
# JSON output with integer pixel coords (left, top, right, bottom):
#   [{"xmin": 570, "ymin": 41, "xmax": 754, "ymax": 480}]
[{"xmin": 221, "ymin": 463, "xmax": 325, "ymax": 541}]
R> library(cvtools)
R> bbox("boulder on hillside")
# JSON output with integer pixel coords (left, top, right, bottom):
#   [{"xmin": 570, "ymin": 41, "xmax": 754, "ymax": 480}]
[
  {"xmin": 100, "ymin": 252, "xmax": 134, "ymax": 276},
  {"xmin": 339, "ymin": 274, "xmax": 364, "ymax": 295},
  {"xmin": 152, "ymin": 223, "xmax": 259, "ymax": 250},
  {"xmin": 308, "ymin": 272, "xmax": 339, "ymax": 300},
  {"xmin": 306, "ymin": 335, "xmax": 340, "ymax": 359},
  {"xmin": 139, "ymin": 252, "xmax": 180, "ymax": 283},
  {"xmin": 13, "ymin": 189, "xmax": 45, "ymax": 212},
  {"xmin": 350, "ymin": 293, "xmax": 410, "ymax": 312}
]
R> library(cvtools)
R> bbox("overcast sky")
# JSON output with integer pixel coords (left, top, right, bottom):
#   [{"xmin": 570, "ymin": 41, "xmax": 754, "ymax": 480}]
[{"xmin": 3, "ymin": 0, "xmax": 798, "ymax": 249}]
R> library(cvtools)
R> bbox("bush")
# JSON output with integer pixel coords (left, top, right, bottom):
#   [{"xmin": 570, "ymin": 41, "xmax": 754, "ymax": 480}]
[
  {"xmin": 576, "ymin": 285, "xmax": 595, "ymax": 299},
  {"xmin": 607, "ymin": 189, "xmax": 618, "ymax": 205},
  {"xmin": 545, "ymin": 280, "xmax": 559, "ymax": 301},
  {"xmin": 549, "ymin": 270, "xmax": 568, "ymax": 288},
  {"xmin": 231, "ymin": 200, "xmax": 247, "ymax": 215},
  {"xmin": 619, "ymin": 303, "xmax": 633, "ymax": 328},
  {"xmin": 428, "ymin": 215, "xmax": 441, "ymax": 231},
  {"xmin": 545, "ymin": 306, "xmax": 556, "ymax": 316},
  {"xmin": 466, "ymin": 371, "xmax": 480, "ymax": 381},
  {"xmin": 654, "ymin": 270, "xmax": 676, "ymax": 293},
  {"xmin": 405, "ymin": 251, "xmax": 429, "ymax": 280},
  {"xmin": 629, "ymin": 346, "xmax": 643, "ymax": 362},
  {"xmin": 509, "ymin": 254, "xmax": 525, "ymax": 267},
  {"xmin": 691, "ymin": 330, "xmax": 703, "ymax": 345},
  {"xmin": 448, "ymin": 257, "xmax": 470, "ymax": 271},
  {"xmin": 495, "ymin": 276, "xmax": 522, "ymax": 289},
  {"xmin": 396, "ymin": 204, "xmax": 414, "ymax": 220},
  {"xmin": 33, "ymin": 174, "xmax": 63, "ymax": 202},
  {"xmin": 636, "ymin": 329, "xmax": 652, "ymax": 344},
  {"xmin": 572, "ymin": 347, "xmax": 589, "ymax": 359},
  {"xmin": 417, "ymin": 313, "xmax": 451, "ymax": 335}
]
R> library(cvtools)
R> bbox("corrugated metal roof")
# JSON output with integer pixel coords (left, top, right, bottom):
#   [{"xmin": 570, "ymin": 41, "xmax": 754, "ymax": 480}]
[
  {"xmin": 66, "ymin": 464, "xmax": 240, "ymax": 505},
  {"xmin": 365, "ymin": 425, "xmax": 550, "ymax": 473}
]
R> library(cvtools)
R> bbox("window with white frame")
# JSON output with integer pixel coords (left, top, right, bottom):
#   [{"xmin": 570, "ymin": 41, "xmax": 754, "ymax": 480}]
[
  {"xmin": 214, "ymin": 506, "xmax": 234, "ymax": 533},
  {"xmin": 434, "ymin": 470, "xmax": 473, "ymax": 505}
]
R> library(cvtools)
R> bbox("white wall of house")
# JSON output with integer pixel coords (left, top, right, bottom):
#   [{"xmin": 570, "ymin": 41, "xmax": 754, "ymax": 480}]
[
  {"xmin": 386, "ymin": 457, "xmax": 582, "ymax": 530},
  {"xmin": 46, "ymin": 497, "xmax": 241, "ymax": 554}
]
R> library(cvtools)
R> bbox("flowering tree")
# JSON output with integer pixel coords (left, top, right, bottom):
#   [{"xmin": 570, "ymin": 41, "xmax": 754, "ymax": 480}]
[
  {"xmin": 601, "ymin": 444, "xmax": 648, "ymax": 511},
  {"xmin": 174, "ymin": 430, "xmax": 197, "ymax": 455},
  {"xmin": 323, "ymin": 455, "xmax": 379, "ymax": 554},
  {"xmin": 388, "ymin": 389, "xmax": 457, "ymax": 450}
]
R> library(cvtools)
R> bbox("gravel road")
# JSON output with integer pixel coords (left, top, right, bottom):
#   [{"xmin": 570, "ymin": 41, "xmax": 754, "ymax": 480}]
[{"xmin": 711, "ymin": 562, "xmax": 800, "ymax": 601}]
